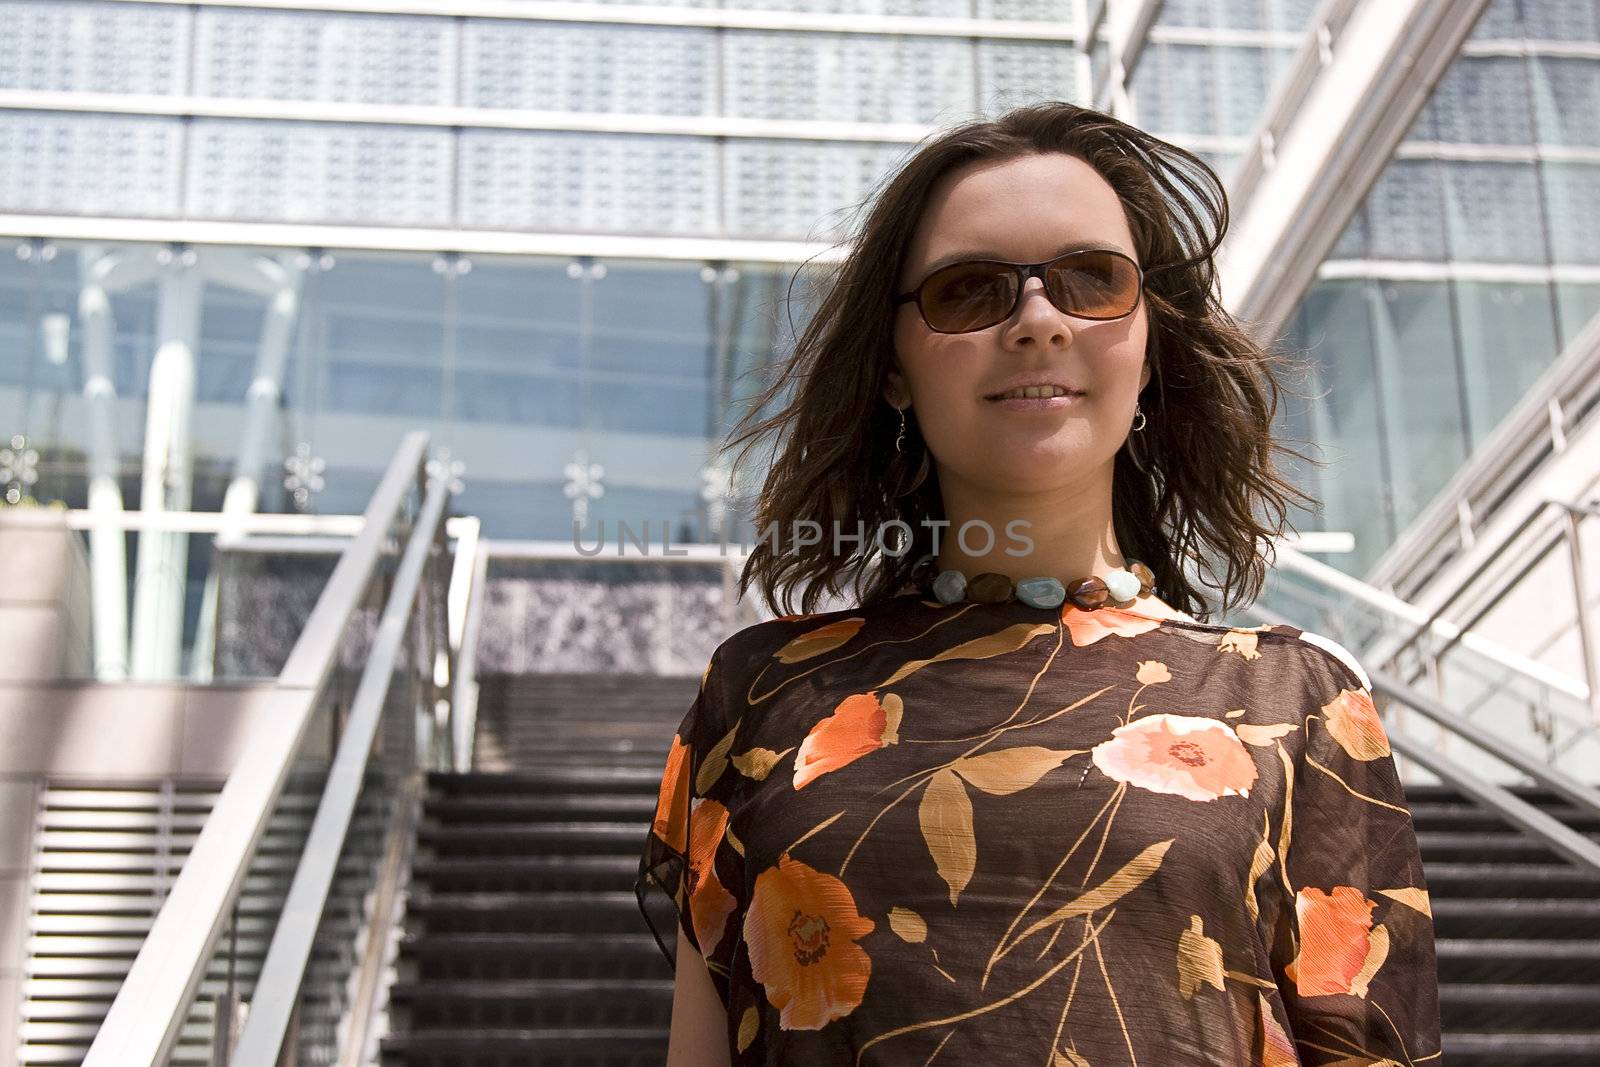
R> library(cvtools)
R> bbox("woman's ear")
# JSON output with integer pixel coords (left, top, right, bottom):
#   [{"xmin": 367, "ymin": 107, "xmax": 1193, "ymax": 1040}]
[
  {"xmin": 1138, "ymin": 358, "xmax": 1151, "ymax": 395},
  {"xmin": 883, "ymin": 360, "xmax": 910, "ymax": 410}
]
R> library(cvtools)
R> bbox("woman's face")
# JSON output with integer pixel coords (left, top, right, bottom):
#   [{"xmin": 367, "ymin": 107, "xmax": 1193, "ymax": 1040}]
[{"xmin": 886, "ymin": 151, "xmax": 1151, "ymax": 500}]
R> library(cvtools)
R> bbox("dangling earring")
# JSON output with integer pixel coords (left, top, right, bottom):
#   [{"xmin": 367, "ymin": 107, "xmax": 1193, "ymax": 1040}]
[
  {"xmin": 888, "ymin": 405, "xmax": 929, "ymax": 499},
  {"xmin": 1127, "ymin": 402, "xmax": 1150, "ymax": 474}
]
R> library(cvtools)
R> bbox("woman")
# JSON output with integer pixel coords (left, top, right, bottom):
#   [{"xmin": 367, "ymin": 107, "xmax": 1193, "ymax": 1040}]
[{"xmin": 635, "ymin": 101, "xmax": 1442, "ymax": 1066}]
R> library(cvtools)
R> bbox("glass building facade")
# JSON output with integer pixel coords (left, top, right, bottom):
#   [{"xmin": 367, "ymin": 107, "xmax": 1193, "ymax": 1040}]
[
  {"xmin": 1123, "ymin": 0, "xmax": 1600, "ymax": 574},
  {"xmin": 1, "ymin": 0, "xmax": 1597, "ymax": 585}
]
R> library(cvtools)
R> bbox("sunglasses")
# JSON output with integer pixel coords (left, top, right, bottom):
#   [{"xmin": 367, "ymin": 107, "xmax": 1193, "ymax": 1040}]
[{"xmin": 894, "ymin": 248, "xmax": 1147, "ymax": 334}]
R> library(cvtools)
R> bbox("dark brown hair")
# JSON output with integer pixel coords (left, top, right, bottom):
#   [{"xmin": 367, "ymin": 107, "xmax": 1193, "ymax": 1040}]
[{"xmin": 720, "ymin": 100, "xmax": 1319, "ymax": 621}]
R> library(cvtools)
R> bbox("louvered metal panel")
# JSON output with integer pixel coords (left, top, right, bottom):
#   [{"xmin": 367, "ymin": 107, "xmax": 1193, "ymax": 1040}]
[{"xmin": 18, "ymin": 779, "xmax": 357, "ymax": 1067}]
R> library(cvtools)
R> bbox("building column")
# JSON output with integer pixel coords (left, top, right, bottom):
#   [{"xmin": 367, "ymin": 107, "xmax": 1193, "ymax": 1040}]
[{"xmin": 129, "ymin": 253, "xmax": 202, "ymax": 679}]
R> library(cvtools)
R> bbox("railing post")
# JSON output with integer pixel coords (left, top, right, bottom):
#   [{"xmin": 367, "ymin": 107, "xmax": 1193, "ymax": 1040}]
[{"xmin": 1564, "ymin": 506, "xmax": 1600, "ymax": 726}]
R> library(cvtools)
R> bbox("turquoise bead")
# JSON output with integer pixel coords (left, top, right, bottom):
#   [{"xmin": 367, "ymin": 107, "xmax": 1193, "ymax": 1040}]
[
  {"xmin": 1015, "ymin": 576, "xmax": 1066, "ymax": 609},
  {"xmin": 1103, "ymin": 568, "xmax": 1141, "ymax": 603},
  {"xmin": 931, "ymin": 569, "xmax": 968, "ymax": 604}
]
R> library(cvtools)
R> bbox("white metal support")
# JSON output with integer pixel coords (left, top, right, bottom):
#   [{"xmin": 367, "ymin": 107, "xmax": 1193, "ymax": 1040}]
[
  {"xmin": 1218, "ymin": 0, "xmax": 1495, "ymax": 337},
  {"xmin": 1088, "ymin": 0, "xmax": 1166, "ymax": 114},
  {"xmin": 76, "ymin": 246, "xmax": 132, "ymax": 679},
  {"xmin": 189, "ymin": 251, "xmax": 308, "ymax": 679},
  {"xmin": 130, "ymin": 254, "xmax": 203, "ymax": 679}
]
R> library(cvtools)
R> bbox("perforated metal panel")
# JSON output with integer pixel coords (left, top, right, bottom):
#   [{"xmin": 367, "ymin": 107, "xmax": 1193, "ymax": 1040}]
[
  {"xmin": 1539, "ymin": 163, "xmax": 1600, "ymax": 265},
  {"xmin": 193, "ymin": 8, "xmax": 455, "ymax": 106},
  {"xmin": 724, "ymin": 31, "xmax": 974, "ymax": 123},
  {"xmin": 723, "ymin": 138, "xmax": 910, "ymax": 240},
  {"xmin": 1419, "ymin": 55, "xmax": 1534, "ymax": 146},
  {"xmin": 186, "ymin": 119, "xmax": 454, "ymax": 226},
  {"xmin": 1441, "ymin": 162, "xmax": 1547, "ymax": 264},
  {"xmin": 0, "ymin": 112, "xmax": 181, "ymax": 217},
  {"xmin": 1212, "ymin": 44, "xmax": 1271, "ymax": 137},
  {"xmin": 1363, "ymin": 159, "xmax": 1450, "ymax": 261},
  {"xmin": 0, "ymin": 0, "xmax": 189, "ymax": 95},
  {"xmin": 458, "ymin": 131, "xmax": 717, "ymax": 234},
  {"xmin": 975, "ymin": 0, "xmax": 1077, "ymax": 20},
  {"xmin": 1130, "ymin": 41, "xmax": 1216, "ymax": 135},
  {"xmin": 463, "ymin": 22, "xmax": 714, "ymax": 116},
  {"xmin": 694, "ymin": 0, "xmax": 970, "ymax": 14},
  {"xmin": 1522, "ymin": 0, "xmax": 1600, "ymax": 43},
  {"xmin": 976, "ymin": 40, "xmax": 1078, "ymax": 115}
]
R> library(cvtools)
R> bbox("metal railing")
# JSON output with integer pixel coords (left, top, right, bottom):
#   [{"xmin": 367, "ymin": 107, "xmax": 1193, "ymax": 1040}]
[
  {"xmin": 80, "ymin": 430, "xmax": 457, "ymax": 1067},
  {"xmin": 1364, "ymin": 308, "xmax": 1600, "ymax": 607},
  {"xmin": 1247, "ymin": 603, "xmax": 1600, "ymax": 878},
  {"xmin": 227, "ymin": 469, "xmax": 451, "ymax": 1066},
  {"xmin": 1260, "ymin": 537, "xmax": 1599, "ymax": 778},
  {"xmin": 448, "ymin": 518, "xmax": 488, "ymax": 774},
  {"xmin": 1385, "ymin": 498, "xmax": 1600, "ymax": 725}
]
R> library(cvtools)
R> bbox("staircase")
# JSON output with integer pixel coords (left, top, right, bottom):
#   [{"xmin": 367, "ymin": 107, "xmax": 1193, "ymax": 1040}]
[
  {"xmin": 1412, "ymin": 783, "xmax": 1600, "ymax": 1064},
  {"xmin": 375, "ymin": 673, "xmax": 1600, "ymax": 1065},
  {"xmin": 380, "ymin": 671, "xmax": 699, "ymax": 1067}
]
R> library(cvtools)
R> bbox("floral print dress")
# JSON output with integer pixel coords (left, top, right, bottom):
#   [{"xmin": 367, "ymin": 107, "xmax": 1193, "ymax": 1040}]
[{"xmin": 634, "ymin": 590, "xmax": 1442, "ymax": 1066}]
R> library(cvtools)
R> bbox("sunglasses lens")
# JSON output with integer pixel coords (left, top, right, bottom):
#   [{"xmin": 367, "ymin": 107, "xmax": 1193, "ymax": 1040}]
[
  {"xmin": 1046, "ymin": 251, "xmax": 1141, "ymax": 318},
  {"xmin": 913, "ymin": 252, "xmax": 1143, "ymax": 331},
  {"xmin": 920, "ymin": 262, "xmax": 1017, "ymax": 332}
]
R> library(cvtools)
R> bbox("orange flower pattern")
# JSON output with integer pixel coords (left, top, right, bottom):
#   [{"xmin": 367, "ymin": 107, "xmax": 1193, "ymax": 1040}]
[
  {"xmin": 1322, "ymin": 687, "xmax": 1392, "ymax": 761},
  {"xmin": 687, "ymin": 797, "xmax": 738, "ymax": 958},
  {"xmin": 744, "ymin": 852, "xmax": 877, "ymax": 1030},
  {"xmin": 793, "ymin": 691, "xmax": 901, "ymax": 790},
  {"xmin": 635, "ymin": 592, "xmax": 1441, "ymax": 1065},
  {"xmin": 1091, "ymin": 713, "xmax": 1259, "ymax": 801}
]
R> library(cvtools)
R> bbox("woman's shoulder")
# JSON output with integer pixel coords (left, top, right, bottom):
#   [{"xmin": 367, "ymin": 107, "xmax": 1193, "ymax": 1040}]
[{"xmin": 1132, "ymin": 609, "xmax": 1371, "ymax": 690}]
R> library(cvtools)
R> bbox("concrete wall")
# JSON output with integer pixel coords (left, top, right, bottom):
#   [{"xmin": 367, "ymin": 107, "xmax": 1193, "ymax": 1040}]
[{"xmin": 0, "ymin": 517, "xmax": 92, "ymax": 681}]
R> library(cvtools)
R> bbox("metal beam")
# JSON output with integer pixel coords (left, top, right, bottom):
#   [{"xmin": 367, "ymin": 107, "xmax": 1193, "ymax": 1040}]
[
  {"xmin": 0, "ymin": 89, "xmax": 936, "ymax": 144},
  {"xmin": 0, "ymin": 216, "xmax": 841, "ymax": 263},
  {"xmin": 1218, "ymin": 0, "xmax": 1496, "ymax": 338}
]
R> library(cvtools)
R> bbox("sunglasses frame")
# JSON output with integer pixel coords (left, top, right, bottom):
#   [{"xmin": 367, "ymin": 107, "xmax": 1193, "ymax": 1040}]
[{"xmin": 893, "ymin": 247, "xmax": 1148, "ymax": 334}]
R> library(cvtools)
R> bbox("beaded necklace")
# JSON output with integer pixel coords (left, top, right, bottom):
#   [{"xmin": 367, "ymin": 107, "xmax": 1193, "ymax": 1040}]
[{"xmin": 907, "ymin": 552, "xmax": 1157, "ymax": 610}]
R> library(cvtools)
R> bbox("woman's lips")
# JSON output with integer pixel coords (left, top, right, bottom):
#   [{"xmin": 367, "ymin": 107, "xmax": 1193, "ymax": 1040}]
[{"xmin": 985, "ymin": 392, "xmax": 1085, "ymax": 411}]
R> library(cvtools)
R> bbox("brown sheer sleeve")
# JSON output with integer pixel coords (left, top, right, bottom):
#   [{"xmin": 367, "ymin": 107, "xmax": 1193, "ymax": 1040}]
[
  {"xmin": 1270, "ymin": 641, "xmax": 1443, "ymax": 1065},
  {"xmin": 633, "ymin": 647, "xmax": 743, "ymax": 1004}
]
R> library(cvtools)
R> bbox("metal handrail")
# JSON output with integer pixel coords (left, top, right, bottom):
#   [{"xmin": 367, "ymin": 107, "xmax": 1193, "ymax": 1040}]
[
  {"xmin": 229, "ymin": 472, "xmax": 452, "ymax": 1066},
  {"xmin": 336, "ymin": 773, "xmax": 423, "ymax": 1067},
  {"xmin": 1246, "ymin": 605, "xmax": 1600, "ymax": 875},
  {"xmin": 1228, "ymin": 0, "xmax": 1363, "ymax": 206},
  {"xmin": 1365, "ymin": 308, "xmax": 1600, "ymax": 602},
  {"xmin": 1364, "ymin": 666, "xmax": 1600, "ymax": 823},
  {"xmin": 1384, "ymin": 497, "xmax": 1600, "ymax": 724},
  {"xmin": 80, "ymin": 430, "xmax": 431, "ymax": 1067},
  {"xmin": 1269, "ymin": 540, "xmax": 1589, "ymax": 702},
  {"xmin": 1385, "ymin": 727, "xmax": 1600, "ymax": 877}
]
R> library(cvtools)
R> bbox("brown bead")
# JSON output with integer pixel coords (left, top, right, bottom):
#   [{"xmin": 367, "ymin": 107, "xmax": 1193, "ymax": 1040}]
[
  {"xmin": 1128, "ymin": 560, "xmax": 1156, "ymax": 596},
  {"xmin": 1066, "ymin": 575, "xmax": 1109, "ymax": 609},
  {"xmin": 967, "ymin": 572, "xmax": 1014, "ymax": 603}
]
